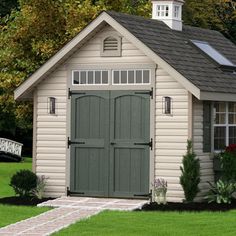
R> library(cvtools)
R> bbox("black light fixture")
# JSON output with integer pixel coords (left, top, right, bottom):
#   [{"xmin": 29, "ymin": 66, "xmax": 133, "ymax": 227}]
[
  {"xmin": 49, "ymin": 97, "xmax": 56, "ymax": 115},
  {"xmin": 163, "ymin": 96, "xmax": 172, "ymax": 115}
]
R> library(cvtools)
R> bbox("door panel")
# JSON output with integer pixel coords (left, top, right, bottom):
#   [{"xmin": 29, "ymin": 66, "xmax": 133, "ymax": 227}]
[
  {"xmin": 109, "ymin": 91, "xmax": 150, "ymax": 198},
  {"xmin": 70, "ymin": 90, "xmax": 150, "ymax": 198},
  {"xmin": 70, "ymin": 91, "xmax": 109, "ymax": 196}
]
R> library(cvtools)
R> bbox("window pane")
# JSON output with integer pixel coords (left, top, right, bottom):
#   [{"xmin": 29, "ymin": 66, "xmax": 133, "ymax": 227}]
[
  {"xmin": 136, "ymin": 70, "xmax": 142, "ymax": 84},
  {"xmin": 95, "ymin": 71, "xmax": 101, "ymax": 84},
  {"xmin": 229, "ymin": 127, "xmax": 236, "ymax": 144},
  {"xmin": 229, "ymin": 103, "xmax": 236, "ymax": 113},
  {"xmin": 73, "ymin": 71, "xmax": 80, "ymax": 84},
  {"xmin": 215, "ymin": 102, "xmax": 226, "ymax": 112},
  {"xmin": 143, "ymin": 70, "xmax": 150, "ymax": 84},
  {"xmin": 80, "ymin": 71, "xmax": 86, "ymax": 84},
  {"xmin": 113, "ymin": 71, "xmax": 119, "ymax": 84},
  {"xmin": 88, "ymin": 71, "xmax": 93, "ymax": 84},
  {"xmin": 215, "ymin": 114, "xmax": 226, "ymax": 124},
  {"xmin": 214, "ymin": 127, "xmax": 226, "ymax": 150},
  {"xmin": 128, "ymin": 71, "xmax": 135, "ymax": 84},
  {"xmin": 121, "ymin": 71, "xmax": 127, "ymax": 84},
  {"xmin": 102, "ymin": 71, "xmax": 108, "ymax": 84},
  {"xmin": 229, "ymin": 114, "xmax": 236, "ymax": 124}
]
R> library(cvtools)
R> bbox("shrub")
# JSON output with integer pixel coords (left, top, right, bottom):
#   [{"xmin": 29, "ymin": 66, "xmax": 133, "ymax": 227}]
[
  {"xmin": 206, "ymin": 180, "xmax": 236, "ymax": 204},
  {"xmin": 32, "ymin": 175, "xmax": 48, "ymax": 199},
  {"xmin": 220, "ymin": 145, "xmax": 236, "ymax": 182},
  {"xmin": 10, "ymin": 170, "xmax": 37, "ymax": 197},
  {"xmin": 180, "ymin": 140, "xmax": 200, "ymax": 202}
]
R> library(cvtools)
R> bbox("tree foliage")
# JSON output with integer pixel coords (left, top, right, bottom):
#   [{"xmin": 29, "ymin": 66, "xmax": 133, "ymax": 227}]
[{"xmin": 0, "ymin": 0, "xmax": 235, "ymax": 149}]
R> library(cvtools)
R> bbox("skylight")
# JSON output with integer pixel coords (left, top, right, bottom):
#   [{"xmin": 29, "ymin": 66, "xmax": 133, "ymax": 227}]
[{"xmin": 191, "ymin": 40, "xmax": 235, "ymax": 67}]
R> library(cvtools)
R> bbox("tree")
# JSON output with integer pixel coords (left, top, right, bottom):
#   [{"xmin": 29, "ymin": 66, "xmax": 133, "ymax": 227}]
[{"xmin": 0, "ymin": 0, "xmax": 18, "ymax": 17}]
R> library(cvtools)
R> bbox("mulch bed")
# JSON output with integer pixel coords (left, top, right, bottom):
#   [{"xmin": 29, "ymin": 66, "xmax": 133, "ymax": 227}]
[
  {"xmin": 140, "ymin": 201, "xmax": 236, "ymax": 212},
  {"xmin": 0, "ymin": 197, "xmax": 54, "ymax": 206}
]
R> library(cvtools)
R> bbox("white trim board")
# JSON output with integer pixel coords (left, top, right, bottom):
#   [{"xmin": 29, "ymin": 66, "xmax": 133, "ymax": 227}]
[{"xmin": 14, "ymin": 11, "xmax": 201, "ymax": 100}]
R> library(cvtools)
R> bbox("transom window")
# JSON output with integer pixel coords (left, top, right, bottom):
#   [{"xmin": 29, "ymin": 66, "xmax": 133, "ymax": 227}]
[
  {"xmin": 214, "ymin": 102, "xmax": 236, "ymax": 150},
  {"xmin": 112, "ymin": 70, "xmax": 150, "ymax": 85},
  {"xmin": 156, "ymin": 5, "xmax": 169, "ymax": 17},
  {"xmin": 72, "ymin": 70, "xmax": 109, "ymax": 85}
]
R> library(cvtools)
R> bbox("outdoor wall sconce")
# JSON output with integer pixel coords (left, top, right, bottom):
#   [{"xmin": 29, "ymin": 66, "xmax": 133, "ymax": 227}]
[
  {"xmin": 48, "ymin": 97, "xmax": 56, "ymax": 115},
  {"xmin": 163, "ymin": 96, "xmax": 172, "ymax": 115}
]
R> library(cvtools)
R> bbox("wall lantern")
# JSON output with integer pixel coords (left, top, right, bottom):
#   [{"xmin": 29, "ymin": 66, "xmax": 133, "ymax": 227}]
[
  {"xmin": 163, "ymin": 96, "xmax": 172, "ymax": 115},
  {"xmin": 48, "ymin": 97, "xmax": 56, "ymax": 115}
]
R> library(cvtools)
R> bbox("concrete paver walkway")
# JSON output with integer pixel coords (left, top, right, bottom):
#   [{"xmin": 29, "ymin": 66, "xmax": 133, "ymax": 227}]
[{"xmin": 0, "ymin": 197, "xmax": 148, "ymax": 236}]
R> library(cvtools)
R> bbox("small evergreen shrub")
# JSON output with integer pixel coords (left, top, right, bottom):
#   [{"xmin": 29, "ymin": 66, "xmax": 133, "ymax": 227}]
[
  {"xmin": 10, "ymin": 170, "xmax": 37, "ymax": 197},
  {"xmin": 180, "ymin": 140, "xmax": 200, "ymax": 202}
]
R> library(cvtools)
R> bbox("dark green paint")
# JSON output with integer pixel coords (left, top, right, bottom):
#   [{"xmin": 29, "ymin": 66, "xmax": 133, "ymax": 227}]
[{"xmin": 70, "ymin": 91, "xmax": 150, "ymax": 198}]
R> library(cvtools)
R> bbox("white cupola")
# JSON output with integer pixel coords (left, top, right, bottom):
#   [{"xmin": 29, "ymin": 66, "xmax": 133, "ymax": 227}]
[{"xmin": 152, "ymin": 0, "xmax": 185, "ymax": 31}]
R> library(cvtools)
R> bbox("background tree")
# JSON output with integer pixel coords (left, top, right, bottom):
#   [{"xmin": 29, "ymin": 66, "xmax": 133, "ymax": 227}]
[{"xmin": 0, "ymin": 0, "xmax": 18, "ymax": 17}]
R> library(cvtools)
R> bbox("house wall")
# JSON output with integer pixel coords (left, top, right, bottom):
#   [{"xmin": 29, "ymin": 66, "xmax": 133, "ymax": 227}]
[
  {"xmin": 155, "ymin": 67, "xmax": 189, "ymax": 202},
  {"xmin": 34, "ymin": 24, "xmax": 209, "ymax": 201},
  {"xmin": 192, "ymin": 98, "xmax": 214, "ymax": 200}
]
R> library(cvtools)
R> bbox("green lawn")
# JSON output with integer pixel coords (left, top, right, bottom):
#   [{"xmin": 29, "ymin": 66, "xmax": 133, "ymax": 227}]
[
  {"xmin": 0, "ymin": 158, "xmax": 49, "ymax": 228},
  {"xmin": 55, "ymin": 210, "xmax": 236, "ymax": 236},
  {"xmin": 0, "ymin": 157, "xmax": 32, "ymax": 197}
]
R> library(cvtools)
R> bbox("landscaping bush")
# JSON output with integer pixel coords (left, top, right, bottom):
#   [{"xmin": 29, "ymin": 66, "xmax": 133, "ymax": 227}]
[
  {"xmin": 32, "ymin": 175, "xmax": 48, "ymax": 199},
  {"xmin": 206, "ymin": 180, "xmax": 236, "ymax": 204},
  {"xmin": 220, "ymin": 144, "xmax": 236, "ymax": 182},
  {"xmin": 180, "ymin": 140, "xmax": 200, "ymax": 202},
  {"xmin": 10, "ymin": 170, "xmax": 37, "ymax": 197}
]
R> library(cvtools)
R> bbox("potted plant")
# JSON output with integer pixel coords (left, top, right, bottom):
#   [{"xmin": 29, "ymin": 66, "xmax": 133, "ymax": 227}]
[{"xmin": 152, "ymin": 178, "xmax": 168, "ymax": 205}]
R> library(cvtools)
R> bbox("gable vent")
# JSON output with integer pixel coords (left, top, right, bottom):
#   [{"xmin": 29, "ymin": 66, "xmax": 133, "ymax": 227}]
[
  {"xmin": 104, "ymin": 37, "xmax": 119, "ymax": 51},
  {"xmin": 101, "ymin": 36, "xmax": 121, "ymax": 57}
]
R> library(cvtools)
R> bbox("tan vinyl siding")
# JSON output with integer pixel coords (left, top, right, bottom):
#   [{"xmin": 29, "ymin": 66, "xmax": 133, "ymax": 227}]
[
  {"xmin": 193, "ymin": 98, "xmax": 214, "ymax": 200},
  {"xmin": 34, "ymin": 25, "xmax": 154, "ymax": 197},
  {"xmin": 35, "ymin": 67, "xmax": 67, "ymax": 198},
  {"xmin": 155, "ymin": 67, "xmax": 189, "ymax": 202}
]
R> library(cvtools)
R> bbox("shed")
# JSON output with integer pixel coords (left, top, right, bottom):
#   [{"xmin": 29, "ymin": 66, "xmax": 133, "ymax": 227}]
[{"xmin": 14, "ymin": 1, "xmax": 236, "ymax": 202}]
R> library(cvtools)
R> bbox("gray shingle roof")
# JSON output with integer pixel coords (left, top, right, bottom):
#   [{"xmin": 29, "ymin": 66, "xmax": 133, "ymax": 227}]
[{"xmin": 107, "ymin": 11, "xmax": 236, "ymax": 94}]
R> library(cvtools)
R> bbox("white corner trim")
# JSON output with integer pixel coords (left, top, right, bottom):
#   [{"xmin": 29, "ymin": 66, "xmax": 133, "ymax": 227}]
[{"xmin": 14, "ymin": 11, "xmax": 201, "ymax": 100}]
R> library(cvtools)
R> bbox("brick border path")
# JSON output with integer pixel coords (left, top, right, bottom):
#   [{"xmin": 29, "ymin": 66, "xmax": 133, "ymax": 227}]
[{"xmin": 0, "ymin": 197, "xmax": 148, "ymax": 236}]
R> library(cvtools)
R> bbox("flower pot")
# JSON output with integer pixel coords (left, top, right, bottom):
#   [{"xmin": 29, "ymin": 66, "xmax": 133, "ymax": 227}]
[{"xmin": 154, "ymin": 191, "xmax": 167, "ymax": 205}]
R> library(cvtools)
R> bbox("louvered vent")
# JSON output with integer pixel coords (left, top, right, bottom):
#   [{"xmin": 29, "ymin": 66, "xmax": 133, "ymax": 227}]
[
  {"xmin": 104, "ymin": 37, "xmax": 118, "ymax": 51},
  {"xmin": 101, "ymin": 36, "xmax": 121, "ymax": 57}
]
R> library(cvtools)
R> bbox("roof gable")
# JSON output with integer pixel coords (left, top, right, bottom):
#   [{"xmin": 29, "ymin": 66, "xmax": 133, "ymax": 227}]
[{"xmin": 14, "ymin": 11, "xmax": 200, "ymax": 100}]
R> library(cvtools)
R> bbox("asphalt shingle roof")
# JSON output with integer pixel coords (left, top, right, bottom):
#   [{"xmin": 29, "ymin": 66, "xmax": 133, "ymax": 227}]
[{"xmin": 107, "ymin": 11, "xmax": 236, "ymax": 94}]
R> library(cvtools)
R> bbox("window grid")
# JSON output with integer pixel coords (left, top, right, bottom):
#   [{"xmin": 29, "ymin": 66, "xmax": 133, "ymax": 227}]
[
  {"xmin": 174, "ymin": 6, "xmax": 180, "ymax": 18},
  {"xmin": 112, "ymin": 69, "xmax": 151, "ymax": 85},
  {"xmin": 72, "ymin": 70, "xmax": 109, "ymax": 86},
  {"xmin": 156, "ymin": 5, "xmax": 169, "ymax": 17},
  {"xmin": 214, "ymin": 102, "xmax": 236, "ymax": 151}
]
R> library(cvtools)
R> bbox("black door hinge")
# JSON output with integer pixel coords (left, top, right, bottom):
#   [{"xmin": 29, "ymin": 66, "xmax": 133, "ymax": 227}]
[
  {"xmin": 68, "ymin": 88, "xmax": 86, "ymax": 99},
  {"xmin": 135, "ymin": 88, "xmax": 153, "ymax": 99},
  {"xmin": 67, "ymin": 187, "xmax": 85, "ymax": 196},
  {"xmin": 134, "ymin": 138, "xmax": 153, "ymax": 150},
  {"xmin": 134, "ymin": 190, "xmax": 152, "ymax": 199},
  {"xmin": 67, "ymin": 137, "xmax": 85, "ymax": 148}
]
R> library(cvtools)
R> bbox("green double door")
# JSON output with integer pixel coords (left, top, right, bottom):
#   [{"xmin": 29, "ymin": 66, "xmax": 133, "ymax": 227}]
[{"xmin": 70, "ymin": 91, "xmax": 150, "ymax": 198}]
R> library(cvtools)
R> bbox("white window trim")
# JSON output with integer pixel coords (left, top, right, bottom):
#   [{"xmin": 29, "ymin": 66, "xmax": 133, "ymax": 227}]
[
  {"xmin": 213, "ymin": 102, "xmax": 236, "ymax": 151},
  {"xmin": 72, "ymin": 70, "xmax": 109, "ymax": 86},
  {"xmin": 156, "ymin": 4, "xmax": 169, "ymax": 18},
  {"xmin": 112, "ymin": 69, "xmax": 151, "ymax": 85}
]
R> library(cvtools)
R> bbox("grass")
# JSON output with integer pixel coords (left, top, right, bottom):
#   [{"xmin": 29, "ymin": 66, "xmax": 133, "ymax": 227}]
[
  {"xmin": 0, "ymin": 157, "xmax": 50, "ymax": 228},
  {"xmin": 54, "ymin": 210, "xmax": 236, "ymax": 236},
  {"xmin": 0, "ymin": 157, "xmax": 32, "ymax": 197}
]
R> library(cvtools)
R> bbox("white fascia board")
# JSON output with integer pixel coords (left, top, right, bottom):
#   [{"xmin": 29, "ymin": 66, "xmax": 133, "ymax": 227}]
[
  {"xmin": 200, "ymin": 91, "xmax": 236, "ymax": 102},
  {"xmin": 14, "ymin": 12, "xmax": 108, "ymax": 100},
  {"xmin": 15, "ymin": 11, "xmax": 201, "ymax": 100}
]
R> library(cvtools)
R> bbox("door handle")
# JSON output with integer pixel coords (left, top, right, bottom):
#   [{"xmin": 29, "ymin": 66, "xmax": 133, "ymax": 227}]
[{"xmin": 110, "ymin": 142, "xmax": 116, "ymax": 145}]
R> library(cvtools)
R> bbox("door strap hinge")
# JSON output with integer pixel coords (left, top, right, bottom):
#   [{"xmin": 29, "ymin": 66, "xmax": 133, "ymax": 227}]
[
  {"xmin": 67, "ymin": 137, "xmax": 85, "ymax": 148},
  {"xmin": 135, "ymin": 88, "xmax": 153, "ymax": 99},
  {"xmin": 67, "ymin": 188, "xmax": 85, "ymax": 196},
  {"xmin": 134, "ymin": 190, "xmax": 152, "ymax": 199},
  {"xmin": 134, "ymin": 138, "xmax": 153, "ymax": 150},
  {"xmin": 68, "ymin": 88, "xmax": 86, "ymax": 99}
]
